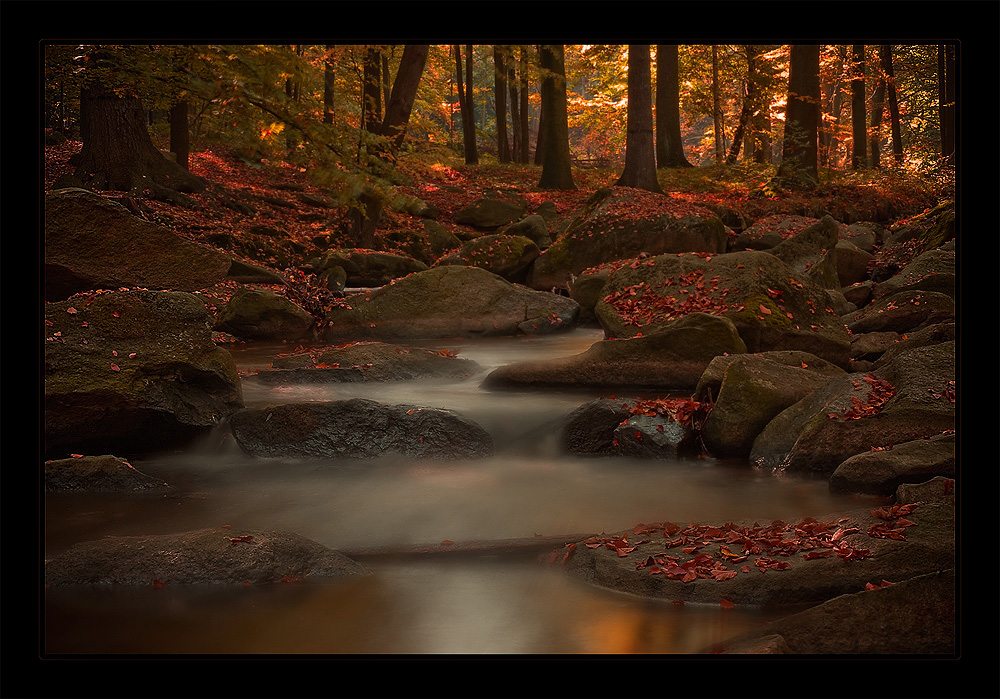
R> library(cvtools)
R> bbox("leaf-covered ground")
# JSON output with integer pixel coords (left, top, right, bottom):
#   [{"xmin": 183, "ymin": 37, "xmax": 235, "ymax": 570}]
[{"xmin": 44, "ymin": 135, "xmax": 953, "ymax": 285}]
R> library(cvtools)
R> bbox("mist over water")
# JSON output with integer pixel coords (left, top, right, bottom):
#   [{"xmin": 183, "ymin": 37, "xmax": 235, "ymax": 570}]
[{"xmin": 44, "ymin": 326, "xmax": 862, "ymax": 654}]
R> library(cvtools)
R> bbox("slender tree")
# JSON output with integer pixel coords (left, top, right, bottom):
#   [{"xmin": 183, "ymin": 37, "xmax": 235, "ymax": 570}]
[
  {"xmin": 773, "ymin": 44, "xmax": 821, "ymax": 190},
  {"xmin": 748, "ymin": 46, "xmax": 773, "ymax": 163},
  {"xmin": 362, "ymin": 46, "xmax": 382, "ymax": 133},
  {"xmin": 169, "ymin": 99, "xmax": 189, "ymax": 170},
  {"xmin": 711, "ymin": 45, "xmax": 726, "ymax": 163},
  {"xmin": 851, "ymin": 44, "xmax": 867, "ymax": 170},
  {"xmin": 882, "ymin": 45, "xmax": 904, "ymax": 164},
  {"xmin": 655, "ymin": 44, "xmax": 693, "ymax": 168},
  {"xmin": 726, "ymin": 45, "xmax": 756, "ymax": 165},
  {"xmin": 323, "ymin": 45, "xmax": 336, "ymax": 125},
  {"xmin": 494, "ymin": 46, "xmax": 511, "ymax": 162},
  {"xmin": 938, "ymin": 43, "xmax": 956, "ymax": 164},
  {"xmin": 377, "ymin": 44, "xmax": 429, "ymax": 154},
  {"xmin": 454, "ymin": 44, "xmax": 479, "ymax": 164},
  {"xmin": 519, "ymin": 45, "xmax": 530, "ymax": 163},
  {"xmin": 869, "ymin": 47, "xmax": 887, "ymax": 169},
  {"xmin": 537, "ymin": 44, "xmax": 575, "ymax": 190},
  {"xmin": 616, "ymin": 45, "xmax": 662, "ymax": 193}
]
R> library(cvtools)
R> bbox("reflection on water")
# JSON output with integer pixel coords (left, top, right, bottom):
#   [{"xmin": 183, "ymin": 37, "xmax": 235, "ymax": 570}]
[{"xmin": 44, "ymin": 327, "xmax": 861, "ymax": 655}]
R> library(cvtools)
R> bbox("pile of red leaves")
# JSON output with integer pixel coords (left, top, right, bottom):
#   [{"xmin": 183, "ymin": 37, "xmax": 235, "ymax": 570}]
[
  {"xmin": 626, "ymin": 396, "xmax": 711, "ymax": 429},
  {"xmin": 832, "ymin": 373, "xmax": 896, "ymax": 420},
  {"xmin": 552, "ymin": 508, "xmax": 921, "ymax": 581}
]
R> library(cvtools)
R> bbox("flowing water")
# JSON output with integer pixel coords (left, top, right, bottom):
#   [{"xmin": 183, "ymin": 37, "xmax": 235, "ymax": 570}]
[{"xmin": 44, "ymin": 327, "xmax": 863, "ymax": 655}]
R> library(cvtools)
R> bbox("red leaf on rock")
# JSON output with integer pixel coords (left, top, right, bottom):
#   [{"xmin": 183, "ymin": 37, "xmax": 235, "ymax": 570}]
[{"xmin": 720, "ymin": 599, "xmax": 734, "ymax": 609}]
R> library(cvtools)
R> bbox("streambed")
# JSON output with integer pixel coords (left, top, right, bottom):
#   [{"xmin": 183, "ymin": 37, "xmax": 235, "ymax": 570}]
[{"xmin": 44, "ymin": 327, "xmax": 863, "ymax": 654}]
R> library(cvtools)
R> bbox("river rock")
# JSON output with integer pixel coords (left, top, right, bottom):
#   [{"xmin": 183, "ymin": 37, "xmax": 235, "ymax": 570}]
[
  {"xmin": 253, "ymin": 341, "xmax": 482, "ymax": 384},
  {"xmin": 423, "ymin": 220, "xmax": 463, "ymax": 258},
  {"xmin": 750, "ymin": 341, "xmax": 955, "ymax": 475},
  {"xmin": 711, "ymin": 569, "xmax": 955, "ymax": 654},
  {"xmin": 230, "ymin": 399, "xmax": 494, "ymax": 459},
  {"xmin": 872, "ymin": 320, "xmax": 955, "ymax": 368},
  {"xmin": 316, "ymin": 249, "xmax": 428, "ymax": 287},
  {"xmin": 588, "ymin": 249, "xmax": 852, "ymax": 368},
  {"xmin": 44, "ymin": 290, "xmax": 244, "ymax": 459},
  {"xmin": 895, "ymin": 476, "xmax": 956, "ymax": 506},
  {"xmin": 434, "ymin": 234, "xmax": 540, "ymax": 282},
  {"xmin": 767, "ymin": 215, "xmax": 841, "ymax": 289},
  {"xmin": 483, "ymin": 312, "xmax": 747, "ymax": 392},
  {"xmin": 499, "ymin": 214, "xmax": 552, "ymax": 249},
  {"xmin": 872, "ymin": 246, "xmax": 955, "ymax": 300},
  {"xmin": 699, "ymin": 352, "xmax": 847, "ymax": 459},
  {"xmin": 828, "ymin": 432, "xmax": 956, "ymax": 496},
  {"xmin": 734, "ymin": 214, "xmax": 824, "ymax": 250},
  {"xmin": 843, "ymin": 290, "xmax": 954, "ymax": 335},
  {"xmin": 44, "ymin": 527, "xmax": 369, "ymax": 586},
  {"xmin": 835, "ymin": 240, "xmax": 875, "ymax": 287},
  {"xmin": 528, "ymin": 187, "xmax": 729, "ymax": 291},
  {"xmin": 44, "ymin": 188, "xmax": 233, "ymax": 301},
  {"xmin": 213, "ymin": 286, "xmax": 315, "ymax": 341},
  {"xmin": 694, "ymin": 350, "xmax": 845, "ymax": 402},
  {"xmin": 560, "ymin": 397, "xmax": 702, "ymax": 457},
  {"xmin": 454, "ymin": 196, "xmax": 528, "ymax": 229},
  {"xmin": 44, "ymin": 454, "xmax": 169, "ymax": 492},
  {"xmin": 559, "ymin": 500, "xmax": 954, "ymax": 609},
  {"xmin": 323, "ymin": 266, "xmax": 579, "ymax": 341}
]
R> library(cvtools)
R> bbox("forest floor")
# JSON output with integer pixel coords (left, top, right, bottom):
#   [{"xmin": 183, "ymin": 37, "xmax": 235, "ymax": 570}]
[{"xmin": 43, "ymin": 134, "xmax": 956, "ymax": 288}]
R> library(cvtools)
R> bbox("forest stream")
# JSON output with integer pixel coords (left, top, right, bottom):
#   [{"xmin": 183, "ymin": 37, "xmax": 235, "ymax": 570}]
[{"xmin": 44, "ymin": 326, "xmax": 868, "ymax": 655}]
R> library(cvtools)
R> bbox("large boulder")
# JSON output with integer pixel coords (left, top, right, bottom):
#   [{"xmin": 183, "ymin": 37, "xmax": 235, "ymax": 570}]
[
  {"xmin": 559, "ymin": 499, "xmax": 954, "ymax": 609},
  {"xmin": 434, "ymin": 234, "xmax": 540, "ymax": 282},
  {"xmin": 699, "ymin": 352, "xmax": 848, "ymax": 458},
  {"xmin": 587, "ymin": 250, "xmax": 852, "ymax": 368},
  {"xmin": 213, "ymin": 286, "xmax": 315, "ymax": 341},
  {"xmin": 829, "ymin": 432, "xmax": 956, "ymax": 496},
  {"xmin": 749, "ymin": 341, "xmax": 955, "ymax": 475},
  {"xmin": 483, "ymin": 312, "xmax": 747, "ymax": 392},
  {"xmin": 44, "ymin": 188, "xmax": 233, "ymax": 301},
  {"xmin": 230, "ymin": 399, "xmax": 494, "ymax": 460},
  {"xmin": 528, "ymin": 187, "xmax": 730, "ymax": 291},
  {"xmin": 843, "ymin": 290, "xmax": 955, "ymax": 335},
  {"xmin": 322, "ymin": 266, "xmax": 579, "ymax": 341},
  {"xmin": 499, "ymin": 214, "xmax": 552, "ymax": 249},
  {"xmin": 872, "ymin": 246, "xmax": 956, "ymax": 300},
  {"xmin": 315, "ymin": 249, "xmax": 428, "ymax": 287},
  {"xmin": 767, "ymin": 215, "xmax": 841, "ymax": 289},
  {"xmin": 44, "ymin": 527, "xmax": 369, "ymax": 586},
  {"xmin": 711, "ymin": 569, "xmax": 955, "ymax": 654},
  {"xmin": 253, "ymin": 341, "xmax": 482, "ymax": 384},
  {"xmin": 44, "ymin": 290, "xmax": 244, "ymax": 459},
  {"xmin": 454, "ymin": 196, "xmax": 528, "ymax": 229}
]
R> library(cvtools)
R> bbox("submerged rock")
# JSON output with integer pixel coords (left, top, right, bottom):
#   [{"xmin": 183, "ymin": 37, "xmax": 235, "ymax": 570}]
[
  {"xmin": 45, "ymin": 454, "xmax": 169, "ymax": 492},
  {"xmin": 230, "ymin": 399, "xmax": 494, "ymax": 460},
  {"xmin": 44, "ymin": 527, "xmax": 369, "ymax": 586}
]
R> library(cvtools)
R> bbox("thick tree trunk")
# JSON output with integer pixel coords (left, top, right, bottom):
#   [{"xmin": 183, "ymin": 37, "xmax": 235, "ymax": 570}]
[
  {"xmin": 774, "ymin": 44, "xmax": 820, "ymax": 190},
  {"xmin": 378, "ymin": 44, "xmax": 429, "ymax": 154},
  {"xmin": 655, "ymin": 44, "xmax": 693, "ymax": 168},
  {"xmin": 74, "ymin": 81, "xmax": 205, "ymax": 196},
  {"xmin": 494, "ymin": 46, "xmax": 511, "ymax": 162},
  {"xmin": 616, "ymin": 45, "xmax": 663, "ymax": 193},
  {"xmin": 537, "ymin": 44, "xmax": 575, "ymax": 190},
  {"xmin": 851, "ymin": 44, "xmax": 867, "ymax": 170}
]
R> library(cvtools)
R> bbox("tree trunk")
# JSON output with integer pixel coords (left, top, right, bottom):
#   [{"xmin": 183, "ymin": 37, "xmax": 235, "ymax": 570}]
[
  {"xmin": 519, "ymin": 45, "xmax": 530, "ymax": 163},
  {"xmin": 74, "ymin": 80, "xmax": 205, "ymax": 195},
  {"xmin": 169, "ymin": 99, "xmax": 189, "ymax": 171},
  {"xmin": 616, "ymin": 45, "xmax": 663, "ymax": 193},
  {"xmin": 537, "ymin": 44, "xmax": 576, "ymax": 190},
  {"xmin": 939, "ymin": 44, "xmax": 956, "ymax": 165},
  {"xmin": 774, "ymin": 44, "xmax": 820, "ymax": 190},
  {"xmin": 711, "ymin": 45, "xmax": 725, "ymax": 164},
  {"xmin": 747, "ymin": 45, "xmax": 772, "ymax": 164},
  {"xmin": 851, "ymin": 44, "xmax": 867, "ymax": 170},
  {"xmin": 454, "ymin": 44, "xmax": 479, "ymax": 164},
  {"xmin": 363, "ymin": 47, "xmax": 382, "ymax": 134},
  {"xmin": 323, "ymin": 45, "xmax": 336, "ymax": 125},
  {"xmin": 655, "ymin": 44, "xmax": 693, "ymax": 168},
  {"xmin": 869, "ymin": 47, "xmax": 887, "ymax": 169},
  {"xmin": 726, "ymin": 86, "xmax": 751, "ymax": 165},
  {"xmin": 882, "ymin": 45, "xmax": 903, "ymax": 164},
  {"xmin": 494, "ymin": 46, "xmax": 511, "ymax": 162},
  {"xmin": 507, "ymin": 57, "xmax": 521, "ymax": 161},
  {"xmin": 378, "ymin": 44, "xmax": 429, "ymax": 154},
  {"xmin": 826, "ymin": 45, "xmax": 848, "ymax": 168}
]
